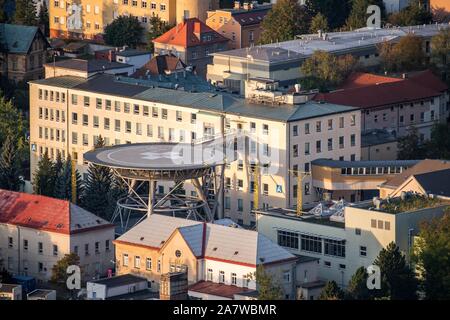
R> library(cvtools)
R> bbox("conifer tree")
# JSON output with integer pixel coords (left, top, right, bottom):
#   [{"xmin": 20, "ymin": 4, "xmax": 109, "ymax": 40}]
[
  {"xmin": 14, "ymin": 0, "xmax": 38, "ymax": 26},
  {"xmin": 33, "ymin": 150, "xmax": 56, "ymax": 196},
  {"xmin": 0, "ymin": 135, "xmax": 21, "ymax": 191}
]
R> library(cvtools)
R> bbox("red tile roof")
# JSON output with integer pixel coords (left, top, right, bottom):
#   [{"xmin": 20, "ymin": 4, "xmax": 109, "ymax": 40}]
[
  {"xmin": 339, "ymin": 72, "xmax": 403, "ymax": 90},
  {"xmin": 314, "ymin": 70, "xmax": 447, "ymax": 109},
  {"xmin": 132, "ymin": 54, "xmax": 186, "ymax": 77},
  {"xmin": 188, "ymin": 281, "xmax": 252, "ymax": 299},
  {"xmin": 0, "ymin": 189, "xmax": 113, "ymax": 235},
  {"xmin": 152, "ymin": 18, "xmax": 229, "ymax": 48}
]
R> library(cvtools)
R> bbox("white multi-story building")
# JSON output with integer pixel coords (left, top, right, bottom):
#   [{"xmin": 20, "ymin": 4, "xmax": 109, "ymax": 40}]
[
  {"xmin": 29, "ymin": 70, "xmax": 361, "ymax": 227},
  {"xmin": 0, "ymin": 189, "xmax": 115, "ymax": 281},
  {"xmin": 255, "ymin": 195, "xmax": 449, "ymax": 287}
]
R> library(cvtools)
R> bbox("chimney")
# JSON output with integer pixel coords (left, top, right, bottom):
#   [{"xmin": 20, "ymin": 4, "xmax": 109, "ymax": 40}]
[
  {"xmin": 234, "ymin": 1, "xmax": 241, "ymax": 9},
  {"xmin": 402, "ymin": 73, "xmax": 408, "ymax": 79},
  {"xmin": 243, "ymin": 2, "xmax": 251, "ymax": 10}
]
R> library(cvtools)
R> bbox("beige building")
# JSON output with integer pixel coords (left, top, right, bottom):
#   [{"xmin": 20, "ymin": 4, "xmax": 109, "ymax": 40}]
[
  {"xmin": 206, "ymin": 2, "xmax": 271, "ymax": 50},
  {"xmin": 256, "ymin": 195, "xmax": 450, "ymax": 287},
  {"xmin": 0, "ymin": 189, "xmax": 115, "ymax": 282},
  {"xmin": 113, "ymin": 214, "xmax": 320, "ymax": 300},
  {"xmin": 49, "ymin": 0, "xmax": 218, "ymax": 40},
  {"xmin": 361, "ymin": 129, "xmax": 398, "ymax": 161},
  {"xmin": 0, "ymin": 24, "xmax": 49, "ymax": 82},
  {"xmin": 29, "ymin": 71, "xmax": 361, "ymax": 227}
]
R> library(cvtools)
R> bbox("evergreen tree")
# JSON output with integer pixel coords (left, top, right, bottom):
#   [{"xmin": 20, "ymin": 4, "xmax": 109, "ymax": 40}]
[
  {"xmin": 430, "ymin": 28, "xmax": 450, "ymax": 86},
  {"xmin": 427, "ymin": 123, "xmax": 450, "ymax": 160},
  {"xmin": 33, "ymin": 150, "xmax": 56, "ymax": 197},
  {"xmin": 81, "ymin": 136, "xmax": 113, "ymax": 218},
  {"xmin": 413, "ymin": 210, "xmax": 450, "ymax": 300},
  {"xmin": 104, "ymin": 15, "xmax": 144, "ymax": 48},
  {"xmin": 347, "ymin": 266, "xmax": 372, "ymax": 300},
  {"xmin": 310, "ymin": 13, "xmax": 329, "ymax": 33},
  {"xmin": 106, "ymin": 175, "xmax": 127, "ymax": 220},
  {"xmin": 374, "ymin": 242, "xmax": 418, "ymax": 300},
  {"xmin": 14, "ymin": 0, "xmax": 38, "ymax": 26},
  {"xmin": 397, "ymin": 126, "xmax": 426, "ymax": 160},
  {"xmin": 54, "ymin": 155, "xmax": 83, "ymax": 203},
  {"xmin": 0, "ymin": 135, "xmax": 21, "ymax": 191},
  {"xmin": 345, "ymin": 0, "xmax": 385, "ymax": 30},
  {"xmin": 0, "ymin": 0, "xmax": 8, "ymax": 23},
  {"xmin": 147, "ymin": 15, "xmax": 173, "ymax": 52},
  {"xmin": 260, "ymin": 0, "xmax": 311, "ymax": 44},
  {"xmin": 388, "ymin": 0, "xmax": 432, "ymax": 26},
  {"xmin": 305, "ymin": 0, "xmax": 352, "ymax": 30},
  {"xmin": 319, "ymin": 280, "xmax": 345, "ymax": 300},
  {"xmin": 38, "ymin": 1, "xmax": 49, "ymax": 37}
]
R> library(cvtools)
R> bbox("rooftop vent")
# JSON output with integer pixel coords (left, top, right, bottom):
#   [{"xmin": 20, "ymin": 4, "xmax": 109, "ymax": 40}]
[{"xmin": 140, "ymin": 237, "xmax": 145, "ymax": 241}]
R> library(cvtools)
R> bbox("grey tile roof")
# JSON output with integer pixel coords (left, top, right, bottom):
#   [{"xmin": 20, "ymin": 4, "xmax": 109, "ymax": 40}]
[
  {"xmin": 89, "ymin": 274, "xmax": 148, "ymax": 287},
  {"xmin": 44, "ymin": 59, "xmax": 132, "ymax": 73},
  {"xmin": 311, "ymin": 158, "xmax": 420, "ymax": 169},
  {"xmin": 116, "ymin": 49, "xmax": 152, "ymax": 57},
  {"xmin": 31, "ymin": 74, "xmax": 358, "ymax": 122},
  {"xmin": 414, "ymin": 169, "xmax": 450, "ymax": 197},
  {"xmin": 0, "ymin": 23, "xmax": 43, "ymax": 54}
]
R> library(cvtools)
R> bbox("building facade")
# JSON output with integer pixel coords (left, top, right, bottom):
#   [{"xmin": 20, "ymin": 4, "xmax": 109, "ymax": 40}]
[
  {"xmin": 0, "ymin": 189, "xmax": 115, "ymax": 282},
  {"xmin": 48, "ymin": 0, "xmax": 219, "ymax": 40},
  {"xmin": 0, "ymin": 24, "xmax": 49, "ymax": 82},
  {"xmin": 206, "ymin": 2, "xmax": 271, "ymax": 50}
]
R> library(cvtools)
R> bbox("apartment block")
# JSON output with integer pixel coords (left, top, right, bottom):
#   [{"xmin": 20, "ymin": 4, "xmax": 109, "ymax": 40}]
[
  {"xmin": 49, "ymin": 0, "xmax": 219, "ymax": 40},
  {"xmin": 0, "ymin": 189, "xmax": 115, "ymax": 281}
]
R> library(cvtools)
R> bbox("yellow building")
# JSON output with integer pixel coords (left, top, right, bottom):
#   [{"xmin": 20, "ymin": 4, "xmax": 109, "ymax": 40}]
[{"xmin": 49, "ymin": 0, "xmax": 218, "ymax": 41}]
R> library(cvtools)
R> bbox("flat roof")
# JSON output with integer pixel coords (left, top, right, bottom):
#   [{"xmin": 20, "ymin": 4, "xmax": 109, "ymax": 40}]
[
  {"xmin": 30, "ymin": 74, "xmax": 358, "ymax": 122},
  {"xmin": 27, "ymin": 289, "xmax": 54, "ymax": 298},
  {"xmin": 44, "ymin": 59, "xmax": 132, "ymax": 73},
  {"xmin": 361, "ymin": 129, "xmax": 397, "ymax": 147},
  {"xmin": 83, "ymin": 142, "xmax": 225, "ymax": 171},
  {"xmin": 89, "ymin": 274, "xmax": 147, "ymax": 288},
  {"xmin": 116, "ymin": 49, "xmax": 152, "ymax": 57},
  {"xmin": 0, "ymin": 284, "xmax": 20, "ymax": 293}
]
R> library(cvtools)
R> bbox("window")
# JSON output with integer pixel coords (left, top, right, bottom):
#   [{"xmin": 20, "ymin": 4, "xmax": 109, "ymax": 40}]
[
  {"xmin": 105, "ymin": 240, "xmax": 110, "ymax": 251},
  {"xmin": 237, "ymin": 179, "xmax": 243, "ymax": 190},
  {"xmin": 162, "ymin": 108, "xmax": 168, "ymax": 119},
  {"xmin": 115, "ymin": 120, "xmax": 121, "ymax": 132},
  {"xmin": 384, "ymin": 221, "xmax": 390, "ymax": 230},
  {"xmin": 126, "ymin": 121, "xmax": 131, "ymax": 133},
  {"xmin": 85, "ymin": 244, "xmax": 89, "ymax": 256},
  {"xmin": 207, "ymin": 269, "xmax": 213, "ymax": 281},
  {"xmin": 350, "ymin": 114, "xmax": 356, "ymax": 126},
  {"xmin": 339, "ymin": 136, "xmax": 344, "ymax": 149},
  {"xmin": 324, "ymin": 261, "xmax": 331, "ymax": 268},
  {"xmin": 328, "ymin": 119, "xmax": 333, "ymax": 130},
  {"xmin": 301, "ymin": 234, "xmax": 322, "ymax": 253},
  {"xmin": 72, "ymin": 132, "xmax": 78, "ymax": 144},
  {"xmin": 324, "ymin": 239, "xmax": 346, "ymax": 257},
  {"xmin": 38, "ymin": 262, "xmax": 44, "ymax": 273},
  {"xmin": 231, "ymin": 273, "xmax": 237, "ymax": 285},
  {"xmin": 339, "ymin": 117, "xmax": 344, "ymax": 128},
  {"xmin": 143, "ymin": 105, "xmax": 149, "ymax": 116},
  {"xmin": 94, "ymin": 242, "xmax": 100, "ymax": 254},
  {"xmin": 176, "ymin": 111, "xmax": 182, "ymax": 121},
  {"xmin": 146, "ymin": 258, "xmax": 152, "ymax": 270},
  {"xmin": 316, "ymin": 140, "xmax": 321, "ymax": 153},
  {"xmin": 360, "ymin": 246, "xmax": 367, "ymax": 257},
  {"xmin": 237, "ymin": 199, "xmax": 243, "ymax": 212},
  {"xmin": 293, "ymin": 144, "xmax": 298, "ymax": 157},
  {"xmin": 38, "ymin": 242, "xmax": 43, "ymax": 254},
  {"xmin": 277, "ymin": 230, "xmax": 299, "ymax": 249},
  {"xmin": 304, "ymin": 123, "xmax": 310, "ymax": 134},
  {"xmin": 8, "ymin": 237, "xmax": 13, "ymax": 248},
  {"xmin": 83, "ymin": 134, "xmax": 88, "ymax": 146},
  {"xmin": 283, "ymin": 271, "xmax": 291, "ymax": 283},
  {"xmin": 134, "ymin": 256, "xmax": 141, "ymax": 268},
  {"xmin": 84, "ymin": 96, "xmax": 90, "ymax": 107},
  {"xmin": 219, "ymin": 271, "xmax": 225, "ymax": 283},
  {"xmin": 328, "ymin": 138, "xmax": 333, "ymax": 151},
  {"xmin": 72, "ymin": 94, "xmax": 78, "ymax": 105},
  {"xmin": 191, "ymin": 113, "xmax": 197, "ymax": 124},
  {"xmin": 23, "ymin": 239, "xmax": 28, "ymax": 251},
  {"xmin": 123, "ymin": 254, "xmax": 129, "ymax": 267},
  {"xmin": 124, "ymin": 103, "xmax": 130, "ymax": 113},
  {"xmin": 136, "ymin": 123, "xmax": 142, "ymax": 135},
  {"xmin": 157, "ymin": 260, "xmax": 161, "ymax": 272},
  {"xmin": 293, "ymin": 125, "xmax": 298, "ymax": 136},
  {"xmin": 83, "ymin": 114, "xmax": 88, "ymax": 126},
  {"xmin": 263, "ymin": 124, "xmax": 269, "ymax": 135},
  {"xmin": 93, "ymin": 116, "xmax": 99, "ymax": 128},
  {"xmin": 355, "ymin": 228, "xmax": 361, "ymax": 235},
  {"xmin": 72, "ymin": 112, "xmax": 78, "ymax": 124},
  {"xmin": 316, "ymin": 121, "xmax": 321, "ymax": 132},
  {"xmin": 351, "ymin": 134, "xmax": 356, "ymax": 147},
  {"xmin": 152, "ymin": 107, "xmax": 158, "ymax": 117},
  {"xmin": 305, "ymin": 142, "xmax": 310, "ymax": 155},
  {"xmin": 134, "ymin": 104, "xmax": 140, "ymax": 115}
]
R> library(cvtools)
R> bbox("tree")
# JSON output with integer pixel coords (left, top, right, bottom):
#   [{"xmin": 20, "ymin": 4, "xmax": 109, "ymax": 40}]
[
  {"xmin": 345, "ymin": 0, "xmax": 385, "ymax": 30},
  {"xmin": 374, "ymin": 242, "xmax": 418, "ymax": 300},
  {"xmin": 147, "ymin": 16, "xmax": 173, "ymax": 52},
  {"xmin": 81, "ymin": 136, "xmax": 114, "ymax": 218},
  {"xmin": 0, "ymin": 0, "xmax": 8, "ymax": 23},
  {"xmin": 33, "ymin": 151, "xmax": 56, "ymax": 197},
  {"xmin": 319, "ymin": 280, "xmax": 345, "ymax": 300},
  {"xmin": 347, "ymin": 266, "xmax": 373, "ymax": 300},
  {"xmin": 260, "ymin": 0, "xmax": 311, "ymax": 44},
  {"xmin": 0, "ymin": 135, "xmax": 21, "ymax": 191},
  {"xmin": 397, "ymin": 126, "xmax": 426, "ymax": 160},
  {"xmin": 413, "ymin": 210, "xmax": 450, "ymax": 300},
  {"xmin": 432, "ymin": 6, "xmax": 450, "ymax": 24},
  {"xmin": 305, "ymin": 0, "xmax": 352, "ymax": 30},
  {"xmin": 51, "ymin": 253, "xmax": 80, "ymax": 284},
  {"xmin": 378, "ymin": 34, "xmax": 426, "ymax": 72},
  {"xmin": 249, "ymin": 265, "xmax": 283, "ymax": 300},
  {"xmin": 430, "ymin": 28, "xmax": 450, "ymax": 85},
  {"xmin": 54, "ymin": 155, "xmax": 83, "ymax": 203},
  {"xmin": 310, "ymin": 13, "xmax": 329, "ymax": 33},
  {"xmin": 300, "ymin": 50, "xmax": 358, "ymax": 91},
  {"xmin": 14, "ymin": 0, "xmax": 38, "ymax": 26},
  {"xmin": 104, "ymin": 15, "xmax": 144, "ymax": 48},
  {"xmin": 426, "ymin": 123, "xmax": 450, "ymax": 159},
  {"xmin": 38, "ymin": 1, "xmax": 49, "ymax": 37},
  {"xmin": 388, "ymin": 0, "xmax": 432, "ymax": 26}
]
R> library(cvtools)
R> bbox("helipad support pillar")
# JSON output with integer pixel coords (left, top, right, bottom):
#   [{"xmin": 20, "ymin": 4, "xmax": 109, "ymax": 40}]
[{"xmin": 148, "ymin": 179, "xmax": 155, "ymax": 217}]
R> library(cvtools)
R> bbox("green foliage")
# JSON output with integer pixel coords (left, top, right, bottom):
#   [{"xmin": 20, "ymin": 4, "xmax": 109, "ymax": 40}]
[
  {"xmin": 147, "ymin": 16, "xmax": 173, "ymax": 52},
  {"xmin": 397, "ymin": 126, "xmax": 426, "ymax": 160},
  {"xmin": 430, "ymin": 29, "xmax": 450, "ymax": 85},
  {"xmin": 0, "ymin": 135, "xmax": 21, "ymax": 191},
  {"xmin": 54, "ymin": 155, "xmax": 83, "ymax": 203},
  {"xmin": 347, "ymin": 266, "xmax": 372, "ymax": 300},
  {"xmin": 374, "ymin": 242, "xmax": 418, "ymax": 300},
  {"xmin": 14, "ymin": 0, "xmax": 38, "ymax": 26},
  {"xmin": 38, "ymin": 1, "xmax": 49, "ymax": 37},
  {"xmin": 0, "ymin": 0, "xmax": 8, "ymax": 23},
  {"xmin": 319, "ymin": 280, "xmax": 345, "ymax": 300},
  {"xmin": 413, "ymin": 211, "xmax": 450, "ymax": 299},
  {"xmin": 427, "ymin": 123, "xmax": 450, "ymax": 159},
  {"xmin": 388, "ymin": 0, "xmax": 432, "ymax": 26},
  {"xmin": 104, "ymin": 15, "xmax": 144, "ymax": 48},
  {"xmin": 248, "ymin": 265, "xmax": 284, "ymax": 300},
  {"xmin": 300, "ymin": 50, "xmax": 358, "ymax": 91},
  {"xmin": 345, "ymin": 0, "xmax": 385, "ymax": 30},
  {"xmin": 310, "ymin": 13, "xmax": 329, "ymax": 33},
  {"xmin": 380, "ymin": 195, "xmax": 442, "ymax": 214},
  {"xmin": 379, "ymin": 34, "xmax": 426, "ymax": 73},
  {"xmin": 51, "ymin": 253, "xmax": 80, "ymax": 284},
  {"xmin": 305, "ymin": 0, "xmax": 352, "ymax": 30},
  {"xmin": 33, "ymin": 150, "xmax": 56, "ymax": 197},
  {"xmin": 260, "ymin": 0, "xmax": 311, "ymax": 44}
]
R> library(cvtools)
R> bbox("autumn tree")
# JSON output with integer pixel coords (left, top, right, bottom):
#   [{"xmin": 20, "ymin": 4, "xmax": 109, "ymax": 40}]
[
  {"xmin": 260, "ymin": 0, "xmax": 311, "ymax": 44},
  {"xmin": 430, "ymin": 28, "xmax": 450, "ymax": 85},
  {"xmin": 388, "ymin": 0, "xmax": 432, "ymax": 26},
  {"xmin": 413, "ymin": 210, "xmax": 450, "ymax": 300},
  {"xmin": 310, "ymin": 13, "xmax": 329, "ymax": 33},
  {"xmin": 248, "ymin": 265, "xmax": 284, "ymax": 300},
  {"xmin": 378, "ymin": 34, "xmax": 426, "ymax": 72}
]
